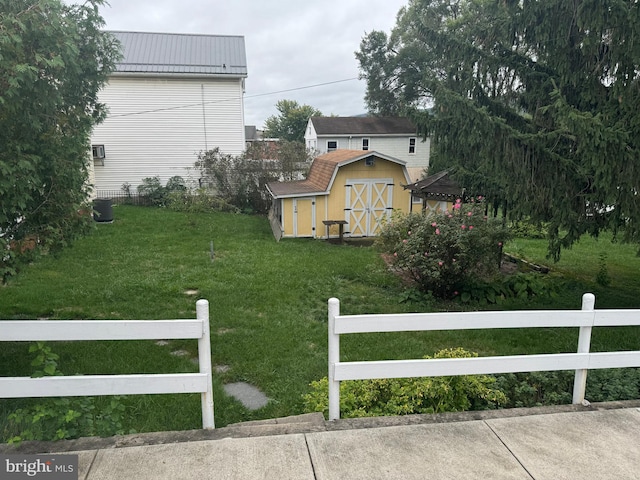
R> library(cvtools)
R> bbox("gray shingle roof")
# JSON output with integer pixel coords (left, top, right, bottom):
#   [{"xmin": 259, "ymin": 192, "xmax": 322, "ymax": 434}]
[
  {"xmin": 310, "ymin": 117, "xmax": 416, "ymax": 135},
  {"xmin": 109, "ymin": 31, "xmax": 247, "ymax": 76},
  {"xmin": 404, "ymin": 171, "xmax": 463, "ymax": 198}
]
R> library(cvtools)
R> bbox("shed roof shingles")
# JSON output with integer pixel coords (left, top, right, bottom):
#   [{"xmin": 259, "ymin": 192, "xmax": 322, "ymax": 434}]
[
  {"xmin": 268, "ymin": 150, "xmax": 390, "ymax": 197},
  {"xmin": 110, "ymin": 31, "xmax": 247, "ymax": 76}
]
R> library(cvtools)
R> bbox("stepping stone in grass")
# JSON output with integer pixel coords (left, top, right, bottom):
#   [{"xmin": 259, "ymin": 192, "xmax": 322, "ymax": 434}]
[{"xmin": 223, "ymin": 382, "xmax": 270, "ymax": 410}]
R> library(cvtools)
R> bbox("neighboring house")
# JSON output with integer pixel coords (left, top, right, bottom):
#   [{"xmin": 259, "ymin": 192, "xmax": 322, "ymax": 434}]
[
  {"xmin": 90, "ymin": 31, "xmax": 247, "ymax": 195},
  {"xmin": 245, "ymin": 125, "xmax": 267, "ymax": 146},
  {"xmin": 304, "ymin": 117, "xmax": 430, "ymax": 182},
  {"xmin": 266, "ymin": 150, "xmax": 412, "ymax": 240},
  {"xmin": 403, "ymin": 171, "xmax": 463, "ymax": 214}
]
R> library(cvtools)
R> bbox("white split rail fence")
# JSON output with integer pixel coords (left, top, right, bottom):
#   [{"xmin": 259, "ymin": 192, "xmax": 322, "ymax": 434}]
[
  {"xmin": 0, "ymin": 299, "xmax": 215, "ymax": 429},
  {"xmin": 328, "ymin": 293, "xmax": 640, "ymax": 421}
]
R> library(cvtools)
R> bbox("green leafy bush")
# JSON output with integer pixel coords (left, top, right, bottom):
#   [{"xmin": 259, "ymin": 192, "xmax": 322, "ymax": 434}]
[
  {"xmin": 4, "ymin": 343, "xmax": 129, "ymax": 444},
  {"xmin": 377, "ymin": 200, "xmax": 510, "ymax": 298},
  {"xmin": 456, "ymin": 272, "xmax": 560, "ymax": 305},
  {"xmin": 166, "ymin": 188, "xmax": 240, "ymax": 214},
  {"xmin": 495, "ymin": 368, "xmax": 640, "ymax": 408},
  {"xmin": 137, "ymin": 176, "xmax": 167, "ymax": 206},
  {"xmin": 303, "ymin": 348, "xmax": 507, "ymax": 419},
  {"xmin": 509, "ymin": 220, "xmax": 548, "ymax": 239},
  {"xmin": 195, "ymin": 148, "xmax": 277, "ymax": 214}
]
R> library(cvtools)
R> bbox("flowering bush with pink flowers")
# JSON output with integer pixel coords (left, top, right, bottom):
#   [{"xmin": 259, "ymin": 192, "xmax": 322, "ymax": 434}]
[{"xmin": 377, "ymin": 200, "xmax": 510, "ymax": 298}]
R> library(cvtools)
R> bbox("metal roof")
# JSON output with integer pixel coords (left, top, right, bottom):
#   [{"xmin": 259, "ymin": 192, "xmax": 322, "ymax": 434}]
[
  {"xmin": 109, "ymin": 31, "xmax": 247, "ymax": 76},
  {"xmin": 310, "ymin": 117, "xmax": 416, "ymax": 136}
]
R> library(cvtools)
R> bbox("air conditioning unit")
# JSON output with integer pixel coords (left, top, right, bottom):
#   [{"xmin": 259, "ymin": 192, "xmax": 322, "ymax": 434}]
[{"xmin": 92, "ymin": 144, "xmax": 105, "ymax": 160}]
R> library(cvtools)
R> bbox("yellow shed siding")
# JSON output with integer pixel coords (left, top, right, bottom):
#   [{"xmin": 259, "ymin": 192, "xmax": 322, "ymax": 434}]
[
  {"xmin": 275, "ymin": 155, "xmax": 412, "ymax": 239},
  {"xmin": 283, "ymin": 199, "xmax": 294, "ymax": 237},
  {"xmin": 327, "ymin": 159, "xmax": 411, "ymax": 215}
]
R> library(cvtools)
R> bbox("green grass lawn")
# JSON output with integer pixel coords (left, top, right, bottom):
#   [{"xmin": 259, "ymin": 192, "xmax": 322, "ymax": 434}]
[{"xmin": 1, "ymin": 206, "xmax": 639, "ymax": 439}]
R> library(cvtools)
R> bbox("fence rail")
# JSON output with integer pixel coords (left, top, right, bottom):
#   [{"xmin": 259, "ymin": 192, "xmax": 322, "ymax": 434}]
[
  {"xmin": 0, "ymin": 299, "xmax": 215, "ymax": 429},
  {"xmin": 327, "ymin": 293, "xmax": 640, "ymax": 421}
]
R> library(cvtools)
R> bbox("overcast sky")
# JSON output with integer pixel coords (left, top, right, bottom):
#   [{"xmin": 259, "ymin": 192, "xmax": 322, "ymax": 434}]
[{"xmin": 91, "ymin": 0, "xmax": 407, "ymax": 128}]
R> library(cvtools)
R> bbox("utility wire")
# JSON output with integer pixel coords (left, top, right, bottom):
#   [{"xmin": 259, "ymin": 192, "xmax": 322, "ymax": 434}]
[{"xmin": 107, "ymin": 77, "xmax": 359, "ymax": 119}]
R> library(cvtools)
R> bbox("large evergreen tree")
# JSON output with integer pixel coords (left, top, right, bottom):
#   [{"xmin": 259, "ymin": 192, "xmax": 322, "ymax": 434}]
[
  {"xmin": 0, "ymin": 0, "xmax": 119, "ymax": 279},
  {"xmin": 357, "ymin": 0, "xmax": 640, "ymax": 259}
]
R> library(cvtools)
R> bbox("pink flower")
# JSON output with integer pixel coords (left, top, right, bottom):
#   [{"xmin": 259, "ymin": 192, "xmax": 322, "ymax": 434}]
[
  {"xmin": 456, "ymin": 198, "xmax": 462, "ymax": 203},
  {"xmin": 452, "ymin": 258, "xmax": 456, "ymax": 262},
  {"xmin": 477, "ymin": 196, "xmax": 483, "ymax": 200},
  {"xmin": 403, "ymin": 239, "xmax": 408, "ymax": 243},
  {"xmin": 394, "ymin": 252, "xmax": 398, "ymax": 257},
  {"xmin": 454, "ymin": 291, "xmax": 459, "ymax": 296},
  {"xmin": 424, "ymin": 252, "xmax": 429, "ymax": 256},
  {"xmin": 498, "ymin": 242, "xmax": 503, "ymax": 247},
  {"xmin": 461, "ymin": 225, "xmax": 466, "ymax": 230},
  {"xmin": 467, "ymin": 212, "xmax": 472, "ymax": 217},
  {"xmin": 431, "ymin": 222, "xmax": 437, "ymax": 227},
  {"xmin": 435, "ymin": 228, "xmax": 440, "ymax": 235},
  {"xmin": 453, "ymin": 203, "xmax": 461, "ymax": 210},
  {"xmin": 438, "ymin": 261, "xmax": 443, "ymax": 266},
  {"xmin": 408, "ymin": 231, "xmax": 411, "ymax": 235},
  {"xmin": 469, "ymin": 225, "xmax": 474, "ymax": 230},
  {"xmin": 448, "ymin": 214, "xmax": 453, "ymax": 218}
]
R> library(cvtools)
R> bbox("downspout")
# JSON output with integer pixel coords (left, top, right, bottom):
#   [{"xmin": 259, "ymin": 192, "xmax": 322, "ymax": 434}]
[{"xmin": 201, "ymin": 84, "xmax": 208, "ymax": 150}]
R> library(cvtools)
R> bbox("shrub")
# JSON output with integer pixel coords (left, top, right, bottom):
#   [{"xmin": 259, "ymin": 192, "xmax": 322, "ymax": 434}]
[
  {"xmin": 195, "ymin": 148, "xmax": 277, "ymax": 214},
  {"xmin": 4, "ymin": 343, "xmax": 128, "ymax": 444},
  {"xmin": 302, "ymin": 348, "xmax": 507, "ymax": 419},
  {"xmin": 166, "ymin": 188, "xmax": 240, "ymax": 214},
  {"xmin": 456, "ymin": 272, "xmax": 560, "ymax": 305},
  {"xmin": 495, "ymin": 368, "xmax": 640, "ymax": 408},
  {"xmin": 377, "ymin": 200, "xmax": 510, "ymax": 298},
  {"xmin": 509, "ymin": 220, "xmax": 548, "ymax": 239},
  {"xmin": 137, "ymin": 176, "xmax": 167, "ymax": 206}
]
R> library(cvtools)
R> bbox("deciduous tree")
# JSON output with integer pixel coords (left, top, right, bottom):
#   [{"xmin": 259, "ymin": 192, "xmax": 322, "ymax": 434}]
[
  {"xmin": 0, "ymin": 0, "xmax": 120, "ymax": 279},
  {"xmin": 263, "ymin": 99, "xmax": 322, "ymax": 142}
]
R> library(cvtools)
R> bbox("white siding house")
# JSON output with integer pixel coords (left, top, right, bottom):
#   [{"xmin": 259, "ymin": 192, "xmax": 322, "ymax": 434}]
[
  {"xmin": 305, "ymin": 117, "xmax": 430, "ymax": 182},
  {"xmin": 90, "ymin": 31, "xmax": 247, "ymax": 195}
]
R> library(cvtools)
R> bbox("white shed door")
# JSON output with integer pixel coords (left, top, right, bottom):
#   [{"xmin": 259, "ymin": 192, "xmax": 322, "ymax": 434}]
[{"xmin": 345, "ymin": 179, "xmax": 393, "ymax": 236}]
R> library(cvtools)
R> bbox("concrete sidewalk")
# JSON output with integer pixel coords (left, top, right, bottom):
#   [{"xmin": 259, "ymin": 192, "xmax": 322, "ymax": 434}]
[{"xmin": 3, "ymin": 402, "xmax": 640, "ymax": 479}]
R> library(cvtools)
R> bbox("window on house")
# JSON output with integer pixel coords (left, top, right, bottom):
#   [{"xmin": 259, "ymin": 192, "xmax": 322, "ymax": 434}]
[
  {"xmin": 362, "ymin": 138, "xmax": 369, "ymax": 151},
  {"xmin": 365, "ymin": 157, "xmax": 375, "ymax": 167},
  {"xmin": 412, "ymin": 194, "xmax": 423, "ymax": 204},
  {"xmin": 409, "ymin": 138, "xmax": 416, "ymax": 154},
  {"xmin": 327, "ymin": 141, "xmax": 338, "ymax": 152}
]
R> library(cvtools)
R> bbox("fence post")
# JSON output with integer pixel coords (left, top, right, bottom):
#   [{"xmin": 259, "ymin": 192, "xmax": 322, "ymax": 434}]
[
  {"xmin": 197, "ymin": 299, "xmax": 215, "ymax": 429},
  {"xmin": 328, "ymin": 298, "xmax": 340, "ymax": 421},
  {"xmin": 572, "ymin": 293, "xmax": 595, "ymax": 404}
]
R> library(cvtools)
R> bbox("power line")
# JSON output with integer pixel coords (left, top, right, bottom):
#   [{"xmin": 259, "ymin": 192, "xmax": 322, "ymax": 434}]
[
  {"xmin": 245, "ymin": 77, "xmax": 359, "ymax": 99},
  {"xmin": 107, "ymin": 77, "xmax": 360, "ymax": 119}
]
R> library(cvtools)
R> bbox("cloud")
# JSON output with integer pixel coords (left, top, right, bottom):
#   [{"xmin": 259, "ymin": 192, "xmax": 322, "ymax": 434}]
[{"xmin": 72, "ymin": 0, "xmax": 407, "ymax": 127}]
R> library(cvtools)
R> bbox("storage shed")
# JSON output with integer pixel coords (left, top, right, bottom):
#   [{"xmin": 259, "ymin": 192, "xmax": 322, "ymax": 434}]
[{"xmin": 267, "ymin": 150, "xmax": 412, "ymax": 240}]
